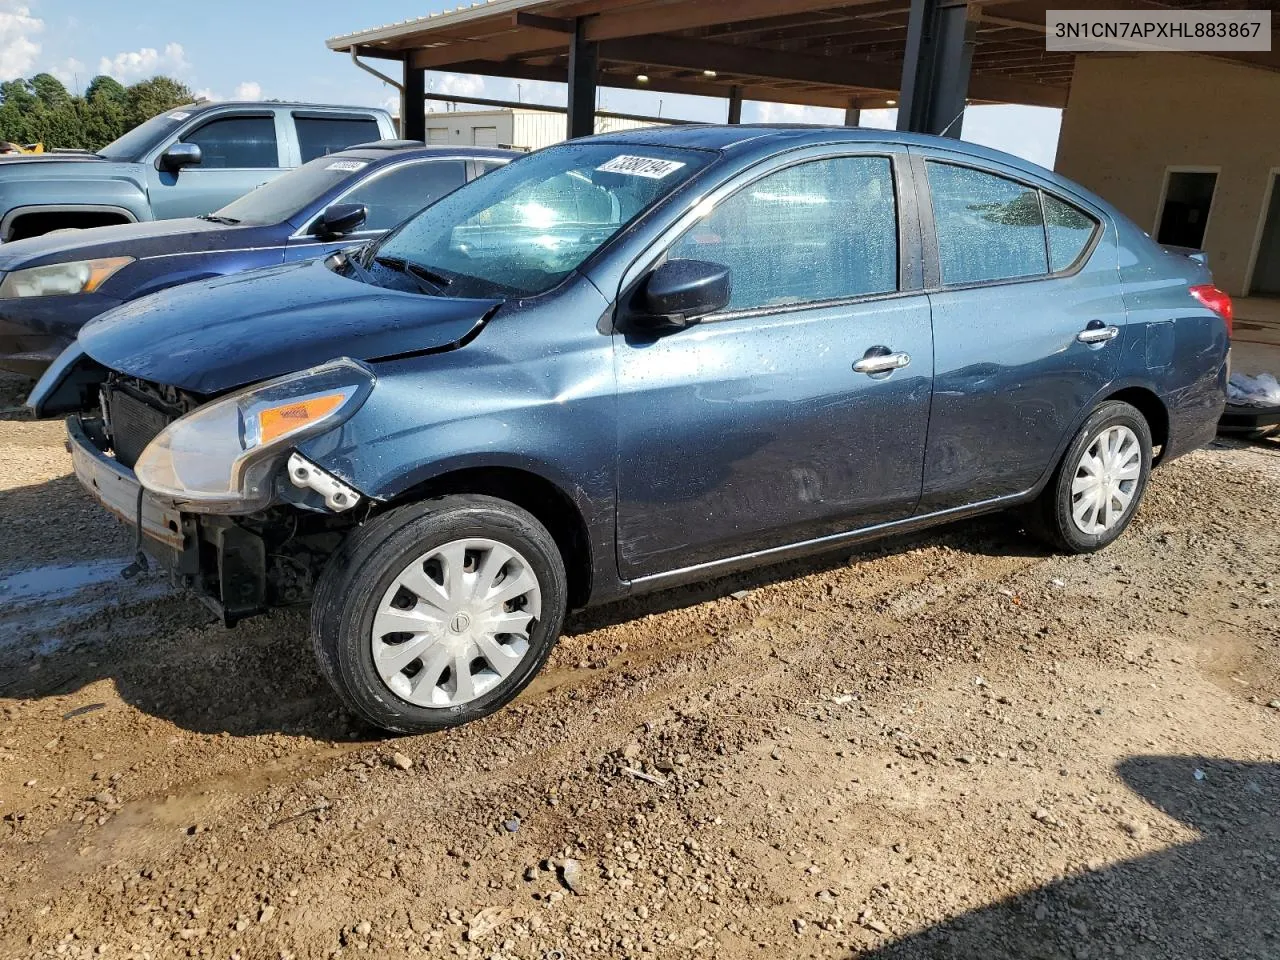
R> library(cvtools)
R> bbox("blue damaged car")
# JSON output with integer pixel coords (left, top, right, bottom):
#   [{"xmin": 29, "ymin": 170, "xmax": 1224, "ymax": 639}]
[
  {"xmin": 0, "ymin": 141, "xmax": 514, "ymax": 376},
  {"xmin": 30, "ymin": 126, "xmax": 1230, "ymax": 734}
]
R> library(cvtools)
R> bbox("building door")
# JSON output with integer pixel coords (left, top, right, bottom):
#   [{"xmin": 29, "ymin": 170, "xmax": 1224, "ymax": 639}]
[
  {"xmin": 471, "ymin": 126, "xmax": 499, "ymax": 147},
  {"xmin": 1249, "ymin": 172, "xmax": 1280, "ymax": 296},
  {"xmin": 1155, "ymin": 169, "xmax": 1218, "ymax": 250}
]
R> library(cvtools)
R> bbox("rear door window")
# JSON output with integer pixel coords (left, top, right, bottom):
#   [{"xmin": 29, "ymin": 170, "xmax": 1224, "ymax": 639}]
[
  {"xmin": 181, "ymin": 115, "xmax": 279, "ymax": 169},
  {"xmin": 295, "ymin": 116, "xmax": 381, "ymax": 163},
  {"xmin": 926, "ymin": 162, "xmax": 1047, "ymax": 285},
  {"xmin": 666, "ymin": 155, "xmax": 899, "ymax": 312}
]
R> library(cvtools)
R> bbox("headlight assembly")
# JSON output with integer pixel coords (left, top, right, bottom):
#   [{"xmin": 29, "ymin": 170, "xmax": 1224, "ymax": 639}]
[
  {"xmin": 134, "ymin": 358, "xmax": 374, "ymax": 512},
  {"xmin": 0, "ymin": 257, "xmax": 134, "ymax": 298}
]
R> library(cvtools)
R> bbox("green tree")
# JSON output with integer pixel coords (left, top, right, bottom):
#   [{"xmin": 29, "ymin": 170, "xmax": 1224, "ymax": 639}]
[
  {"xmin": 0, "ymin": 73, "xmax": 194, "ymax": 151},
  {"xmin": 85, "ymin": 75, "xmax": 127, "ymax": 106},
  {"xmin": 124, "ymin": 76, "xmax": 194, "ymax": 129},
  {"xmin": 30, "ymin": 73, "xmax": 71, "ymax": 109}
]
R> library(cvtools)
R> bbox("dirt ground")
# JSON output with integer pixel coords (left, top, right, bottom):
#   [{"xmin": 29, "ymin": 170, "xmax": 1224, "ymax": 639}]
[{"xmin": 1, "ymin": 371, "xmax": 1278, "ymax": 960}]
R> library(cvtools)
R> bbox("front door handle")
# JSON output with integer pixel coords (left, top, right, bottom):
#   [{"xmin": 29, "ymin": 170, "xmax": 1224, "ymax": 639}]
[
  {"xmin": 853, "ymin": 351, "xmax": 911, "ymax": 375},
  {"xmin": 1076, "ymin": 324, "xmax": 1120, "ymax": 344}
]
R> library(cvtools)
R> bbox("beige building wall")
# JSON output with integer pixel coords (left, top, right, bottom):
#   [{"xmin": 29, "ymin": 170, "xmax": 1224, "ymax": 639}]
[
  {"xmin": 422, "ymin": 108, "xmax": 666, "ymax": 153},
  {"xmin": 1055, "ymin": 53, "xmax": 1280, "ymax": 296}
]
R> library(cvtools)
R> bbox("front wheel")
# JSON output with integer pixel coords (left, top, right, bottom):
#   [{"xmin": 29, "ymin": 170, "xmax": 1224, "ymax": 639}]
[
  {"xmin": 311, "ymin": 495, "xmax": 568, "ymax": 734},
  {"xmin": 1025, "ymin": 400, "xmax": 1153, "ymax": 553}
]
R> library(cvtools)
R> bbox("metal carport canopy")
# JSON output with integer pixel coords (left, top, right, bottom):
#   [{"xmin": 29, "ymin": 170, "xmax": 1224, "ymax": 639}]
[{"xmin": 325, "ymin": 0, "xmax": 1075, "ymax": 117}]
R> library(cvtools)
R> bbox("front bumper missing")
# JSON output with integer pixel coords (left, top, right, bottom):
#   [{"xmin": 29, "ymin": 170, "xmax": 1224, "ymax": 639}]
[{"xmin": 66, "ymin": 415, "xmax": 268, "ymax": 625}]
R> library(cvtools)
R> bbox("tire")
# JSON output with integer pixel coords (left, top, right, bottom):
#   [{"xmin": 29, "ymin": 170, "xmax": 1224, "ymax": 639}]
[
  {"xmin": 1024, "ymin": 400, "xmax": 1153, "ymax": 554},
  {"xmin": 311, "ymin": 494, "xmax": 568, "ymax": 734}
]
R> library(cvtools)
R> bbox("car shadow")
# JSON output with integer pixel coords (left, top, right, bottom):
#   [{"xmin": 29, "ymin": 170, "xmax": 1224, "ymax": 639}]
[
  {"xmin": 0, "ymin": 471, "xmax": 1048, "ymax": 740},
  {"xmin": 565, "ymin": 511, "xmax": 1050, "ymax": 635},
  {"xmin": 855, "ymin": 754, "xmax": 1280, "ymax": 959}
]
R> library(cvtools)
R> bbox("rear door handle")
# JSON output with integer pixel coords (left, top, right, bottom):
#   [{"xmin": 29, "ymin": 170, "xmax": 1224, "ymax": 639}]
[
  {"xmin": 1076, "ymin": 325, "xmax": 1120, "ymax": 344},
  {"xmin": 853, "ymin": 351, "xmax": 911, "ymax": 374}
]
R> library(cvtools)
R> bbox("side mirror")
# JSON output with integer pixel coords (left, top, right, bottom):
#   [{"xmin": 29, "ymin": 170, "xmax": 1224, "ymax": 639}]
[
  {"xmin": 633, "ymin": 258, "xmax": 731, "ymax": 331},
  {"xmin": 158, "ymin": 142, "xmax": 202, "ymax": 172},
  {"xmin": 314, "ymin": 203, "xmax": 368, "ymax": 238}
]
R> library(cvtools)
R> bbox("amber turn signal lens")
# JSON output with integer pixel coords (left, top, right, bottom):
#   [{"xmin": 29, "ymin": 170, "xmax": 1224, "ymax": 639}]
[
  {"xmin": 82, "ymin": 257, "xmax": 135, "ymax": 293},
  {"xmin": 255, "ymin": 393, "xmax": 347, "ymax": 445}
]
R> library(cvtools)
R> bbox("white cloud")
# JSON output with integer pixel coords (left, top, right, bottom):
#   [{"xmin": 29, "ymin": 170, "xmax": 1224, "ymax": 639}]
[
  {"xmin": 750, "ymin": 101, "xmax": 841, "ymax": 124},
  {"xmin": 0, "ymin": 1, "xmax": 42, "ymax": 81},
  {"xmin": 960, "ymin": 105, "xmax": 1062, "ymax": 170},
  {"xmin": 98, "ymin": 42, "xmax": 189, "ymax": 83},
  {"xmin": 50, "ymin": 56, "xmax": 84, "ymax": 90},
  {"xmin": 192, "ymin": 87, "xmax": 218, "ymax": 102},
  {"xmin": 233, "ymin": 80, "xmax": 262, "ymax": 101}
]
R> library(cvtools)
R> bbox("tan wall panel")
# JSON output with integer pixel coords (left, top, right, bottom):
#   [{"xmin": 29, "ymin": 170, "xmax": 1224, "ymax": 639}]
[{"xmin": 1056, "ymin": 53, "xmax": 1280, "ymax": 296}]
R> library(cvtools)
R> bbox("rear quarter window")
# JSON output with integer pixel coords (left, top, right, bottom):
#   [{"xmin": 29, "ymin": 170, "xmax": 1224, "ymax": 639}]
[{"xmin": 1043, "ymin": 193, "xmax": 1100, "ymax": 272}]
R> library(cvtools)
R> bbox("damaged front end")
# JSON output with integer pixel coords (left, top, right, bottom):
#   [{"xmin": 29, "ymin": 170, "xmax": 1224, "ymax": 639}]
[{"xmin": 32, "ymin": 348, "xmax": 377, "ymax": 625}]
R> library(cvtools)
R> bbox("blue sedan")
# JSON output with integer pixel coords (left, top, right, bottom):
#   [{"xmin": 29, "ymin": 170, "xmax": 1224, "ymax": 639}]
[
  {"xmin": 0, "ymin": 140, "xmax": 515, "ymax": 375},
  {"xmin": 32, "ymin": 126, "xmax": 1231, "ymax": 734}
]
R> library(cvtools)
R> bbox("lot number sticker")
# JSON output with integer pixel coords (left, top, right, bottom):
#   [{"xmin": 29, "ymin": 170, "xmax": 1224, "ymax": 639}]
[
  {"xmin": 596, "ymin": 155, "xmax": 687, "ymax": 179},
  {"xmin": 326, "ymin": 160, "xmax": 369, "ymax": 172},
  {"xmin": 167, "ymin": 111, "xmax": 191, "ymax": 121}
]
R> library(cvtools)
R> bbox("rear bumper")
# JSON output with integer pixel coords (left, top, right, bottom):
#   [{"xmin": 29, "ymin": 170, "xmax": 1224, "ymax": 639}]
[
  {"xmin": 67, "ymin": 415, "xmax": 270, "ymax": 625},
  {"xmin": 1218, "ymin": 402, "xmax": 1280, "ymax": 434}
]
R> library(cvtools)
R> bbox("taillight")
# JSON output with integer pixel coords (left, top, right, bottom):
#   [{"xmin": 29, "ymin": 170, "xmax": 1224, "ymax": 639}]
[{"xmin": 1190, "ymin": 284, "xmax": 1233, "ymax": 337}]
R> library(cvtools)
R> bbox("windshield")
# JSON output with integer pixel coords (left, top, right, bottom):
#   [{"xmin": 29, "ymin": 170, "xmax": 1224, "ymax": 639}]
[
  {"xmin": 215, "ymin": 154, "xmax": 373, "ymax": 226},
  {"xmin": 97, "ymin": 109, "xmax": 193, "ymax": 162},
  {"xmin": 366, "ymin": 142, "xmax": 713, "ymax": 298}
]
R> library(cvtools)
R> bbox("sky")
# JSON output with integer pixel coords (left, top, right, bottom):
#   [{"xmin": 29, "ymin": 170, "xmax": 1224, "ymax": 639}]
[{"xmin": 0, "ymin": 0, "xmax": 1063, "ymax": 168}]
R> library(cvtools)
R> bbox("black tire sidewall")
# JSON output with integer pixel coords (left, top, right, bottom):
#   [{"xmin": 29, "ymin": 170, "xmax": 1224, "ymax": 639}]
[
  {"xmin": 1049, "ymin": 401, "xmax": 1153, "ymax": 553},
  {"xmin": 312, "ymin": 497, "xmax": 567, "ymax": 734}
]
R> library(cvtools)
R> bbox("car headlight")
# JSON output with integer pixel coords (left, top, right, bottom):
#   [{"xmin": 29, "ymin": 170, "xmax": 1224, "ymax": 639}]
[
  {"xmin": 0, "ymin": 257, "xmax": 134, "ymax": 298},
  {"xmin": 134, "ymin": 358, "xmax": 374, "ymax": 512}
]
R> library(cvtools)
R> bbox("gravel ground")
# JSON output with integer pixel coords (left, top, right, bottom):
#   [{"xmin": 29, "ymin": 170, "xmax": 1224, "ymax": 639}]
[{"xmin": 0, "ymin": 371, "xmax": 1278, "ymax": 960}]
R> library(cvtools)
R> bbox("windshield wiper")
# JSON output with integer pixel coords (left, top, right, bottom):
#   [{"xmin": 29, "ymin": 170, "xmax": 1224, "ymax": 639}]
[
  {"xmin": 374, "ymin": 256, "xmax": 453, "ymax": 294},
  {"xmin": 197, "ymin": 214, "xmax": 241, "ymax": 225}
]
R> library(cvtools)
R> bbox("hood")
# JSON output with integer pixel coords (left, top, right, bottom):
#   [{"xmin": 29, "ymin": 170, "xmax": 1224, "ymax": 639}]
[
  {"xmin": 0, "ymin": 217, "xmax": 269, "ymax": 270},
  {"xmin": 78, "ymin": 258, "xmax": 501, "ymax": 394},
  {"xmin": 0, "ymin": 152, "xmax": 103, "ymax": 164}
]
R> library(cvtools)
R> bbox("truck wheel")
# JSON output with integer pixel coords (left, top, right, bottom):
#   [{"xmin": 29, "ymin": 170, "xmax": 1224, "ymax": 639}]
[
  {"xmin": 1024, "ymin": 400, "xmax": 1152, "ymax": 554},
  {"xmin": 312, "ymin": 494, "xmax": 568, "ymax": 734}
]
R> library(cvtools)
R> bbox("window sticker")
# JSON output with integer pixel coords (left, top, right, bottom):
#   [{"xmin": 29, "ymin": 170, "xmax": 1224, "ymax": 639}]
[
  {"xmin": 167, "ymin": 111, "xmax": 191, "ymax": 121},
  {"xmin": 325, "ymin": 159, "xmax": 369, "ymax": 172},
  {"xmin": 595, "ymin": 155, "xmax": 687, "ymax": 179}
]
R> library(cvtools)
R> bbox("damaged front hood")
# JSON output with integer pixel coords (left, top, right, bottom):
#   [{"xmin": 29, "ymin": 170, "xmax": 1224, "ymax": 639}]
[{"xmin": 77, "ymin": 258, "xmax": 501, "ymax": 394}]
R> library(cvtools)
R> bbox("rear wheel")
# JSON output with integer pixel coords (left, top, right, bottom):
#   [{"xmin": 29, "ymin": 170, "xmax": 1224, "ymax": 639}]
[
  {"xmin": 311, "ymin": 495, "xmax": 567, "ymax": 734},
  {"xmin": 1025, "ymin": 400, "xmax": 1152, "ymax": 553}
]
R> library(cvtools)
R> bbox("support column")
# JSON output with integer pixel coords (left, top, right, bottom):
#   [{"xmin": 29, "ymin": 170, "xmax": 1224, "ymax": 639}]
[
  {"xmin": 727, "ymin": 86, "xmax": 743, "ymax": 124},
  {"xmin": 844, "ymin": 105, "xmax": 861, "ymax": 127},
  {"xmin": 567, "ymin": 17, "xmax": 598, "ymax": 140},
  {"xmin": 401, "ymin": 59, "xmax": 426, "ymax": 142},
  {"xmin": 897, "ymin": 0, "xmax": 976, "ymax": 138}
]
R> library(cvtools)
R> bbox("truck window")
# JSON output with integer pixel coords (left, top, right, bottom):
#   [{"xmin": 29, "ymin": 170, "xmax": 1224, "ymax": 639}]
[
  {"xmin": 182, "ymin": 116, "xmax": 279, "ymax": 169},
  {"xmin": 295, "ymin": 117, "xmax": 381, "ymax": 163}
]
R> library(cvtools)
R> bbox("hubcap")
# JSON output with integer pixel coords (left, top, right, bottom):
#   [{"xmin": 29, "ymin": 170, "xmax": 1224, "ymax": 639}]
[
  {"xmin": 1070, "ymin": 424, "xmax": 1142, "ymax": 535},
  {"xmin": 370, "ymin": 538, "xmax": 541, "ymax": 708}
]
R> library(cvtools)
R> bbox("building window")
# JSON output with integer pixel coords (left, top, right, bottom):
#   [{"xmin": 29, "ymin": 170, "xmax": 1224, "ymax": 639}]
[{"xmin": 1156, "ymin": 169, "xmax": 1217, "ymax": 250}]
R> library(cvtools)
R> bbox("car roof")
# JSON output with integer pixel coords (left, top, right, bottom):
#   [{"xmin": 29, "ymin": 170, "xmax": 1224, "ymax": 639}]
[
  {"xmin": 330, "ymin": 143, "xmax": 522, "ymax": 164},
  {"xmin": 179, "ymin": 100, "xmax": 392, "ymax": 114},
  {"xmin": 577, "ymin": 123, "xmax": 1063, "ymax": 190}
]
